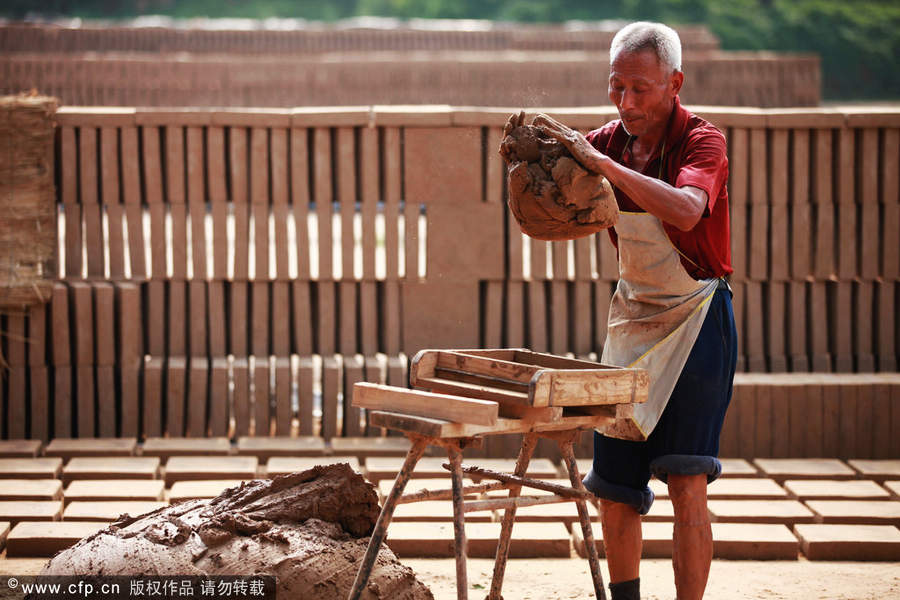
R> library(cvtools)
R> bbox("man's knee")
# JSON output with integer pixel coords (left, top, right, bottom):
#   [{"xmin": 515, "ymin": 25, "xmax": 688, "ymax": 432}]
[{"xmin": 668, "ymin": 473, "xmax": 710, "ymax": 523}]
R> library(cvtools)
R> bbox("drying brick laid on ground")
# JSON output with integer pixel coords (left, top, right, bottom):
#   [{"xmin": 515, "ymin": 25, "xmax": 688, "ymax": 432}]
[
  {"xmin": 794, "ymin": 524, "xmax": 900, "ymax": 560},
  {"xmin": 141, "ymin": 437, "xmax": 232, "ymax": 457},
  {"xmin": 61, "ymin": 457, "xmax": 160, "ymax": 484},
  {"xmin": 784, "ymin": 479, "xmax": 890, "ymax": 500},
  {"xmin": 753, "ymin": 459, "xmax": 856, "ymax": 483},
  {"xmin": 0, "ymin": 501, "xmax": 62, "ymax": 524},
  {"xmin": 467, "ymin": 522, "xmax": 572, "ymax": 558},
  {"xmin": 707, "ymin": 478, "xmax": 789, "ymax": 500},
  {"xmin": 848, "ymin": 460, "xmax": 900, "ymax": 483},
  {"xmin": 0, "ymin": 458, "xmax": 62, "ymax": 479},
  {"xmin": 0, "ymin": 441, "xmax": 42, "ymax": 458},
  {"xmin": 6, "ymin": 521, "xmax": 106, "ymax": 557},
  {"xmin": 162, "ymin": 456, "xmax": 258, "ymax": 486},
  {"xmin": 718, "ymin": 458, "xmax": 759, "ymax": 478},
  {"xmin": 168, "ymin": 480, "xmax": 246, "ymax": 502},
  {"xmin": 330, "ymin": 436, "xmax": 412, "ymax": 457},
  {"xmin": 62, "ymin": 501, "xmax": 168, "ymax": 522},
  {"xmin": 707, "ymin": 500, "xmax": 816, "ymax": 525},
  {"xmin": 805, "ymin": 500, "xmax": 900, "ymax": 526},
  {"xmin": 0, "ymin": 480, "xmax": 63, "ymax": 501},
  {"xmin": 265, "ymin": 456, "xmax": 359, "ymax": 478},
  {"xmin": 711, "ymin": 523, "xmax": 799, "ymax": 560},
  {"xmin": 44, "ymin": 438, "xmax": 137, "ymax": 459},
  {"xmin": 235, "ymin": 436, "xmax": 327, "ymax": 459},
  {"xmin": 63, "ymin": 480, "xmax": 166, "ymax": 504},
  {"xmin": 392, "ymin": 500, "xmax": 494, "ymax": 523}
]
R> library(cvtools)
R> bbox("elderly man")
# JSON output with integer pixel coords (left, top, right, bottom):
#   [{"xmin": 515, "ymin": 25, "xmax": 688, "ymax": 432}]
[{"xmin": 532, "ymin": 22, "xmax": 737, "ymax": 600}]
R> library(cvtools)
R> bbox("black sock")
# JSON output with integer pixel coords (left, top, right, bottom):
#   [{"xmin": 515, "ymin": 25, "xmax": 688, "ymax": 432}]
[{"xmin": 609, "ymin": 577, "xmax": 640, "ymax": 600}]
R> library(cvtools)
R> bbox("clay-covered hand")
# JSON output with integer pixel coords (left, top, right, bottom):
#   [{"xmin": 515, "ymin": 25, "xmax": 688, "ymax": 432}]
[
  {"xmin": 532, "ymin": 113, "xmax": 604, "ymax": 174},
  {"xmin": 503, "ymin": 110, "xmax": 527, "ymax": 139}
]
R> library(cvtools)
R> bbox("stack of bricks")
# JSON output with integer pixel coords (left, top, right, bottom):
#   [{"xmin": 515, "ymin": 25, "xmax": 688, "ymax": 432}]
[
  {"xmin": 0, "ymin": 51, "xmax": 820, "ymax": 109},
  {"xmin": 0, "ymin": 21, "xmax": 721, "ymax": 56},
  {"xmin": 0, "ymin": 21, "xmax": 817, "ymax": 108}
]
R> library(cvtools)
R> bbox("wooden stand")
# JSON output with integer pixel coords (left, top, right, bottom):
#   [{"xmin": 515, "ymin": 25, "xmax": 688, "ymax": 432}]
[{"xmin": 347, "ymin": 349, "xmax": 649, "ymax": 600}]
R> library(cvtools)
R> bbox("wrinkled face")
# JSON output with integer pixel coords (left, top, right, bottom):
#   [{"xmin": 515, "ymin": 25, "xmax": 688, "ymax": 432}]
[{"xmin": 608, "ymin": 48, "xmax": 682, "ymax": 138}]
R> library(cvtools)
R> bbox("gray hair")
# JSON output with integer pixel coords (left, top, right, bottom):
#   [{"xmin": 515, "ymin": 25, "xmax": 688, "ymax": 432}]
[{"xmin": 610, "ymin": 21, "xmax": 682, "ymax": 73}]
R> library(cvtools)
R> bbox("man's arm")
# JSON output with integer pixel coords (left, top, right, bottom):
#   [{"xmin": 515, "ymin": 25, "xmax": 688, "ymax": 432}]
[{"xmin": 533, "ymin": 114, "xmax": 707, "ymax": 232}]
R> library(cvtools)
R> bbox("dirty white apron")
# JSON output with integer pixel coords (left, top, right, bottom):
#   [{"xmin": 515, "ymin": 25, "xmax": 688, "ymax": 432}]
[{"xmin": 600, "ymin": 210, "xmax": 718, "ymax": 440}]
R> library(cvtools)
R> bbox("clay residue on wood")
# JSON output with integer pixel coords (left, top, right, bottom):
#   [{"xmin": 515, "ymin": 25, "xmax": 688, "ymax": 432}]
[
  {"xmin": 42, "ymin": 463, "xmax": 433, "ymax": 600},
  {"xmin": 499, "ymin": 115, "xmax": 616, "ymax": 240}
]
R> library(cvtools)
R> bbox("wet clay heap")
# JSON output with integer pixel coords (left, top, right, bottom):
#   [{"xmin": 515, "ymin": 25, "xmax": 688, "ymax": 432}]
[
  {"xmin": 42, "ymin": 463, "xmax": 433, "ymax": 600},
  {"xmin": 499, "ymin": 119, "xmax": 617, "ymax": 240}
]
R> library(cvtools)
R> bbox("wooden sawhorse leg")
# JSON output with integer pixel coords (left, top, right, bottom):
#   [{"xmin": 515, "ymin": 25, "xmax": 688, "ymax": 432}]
[
  {"xmin": 553, "ymin": 430, "xmax": 607, "ymax": 600},
  {"xmin": 487, "ymin": 432, "xmax": 538, "ymax": 600},
  {"xmin": 348, "ymin": 434, "xmax": 429, "ymax": 600},
  {"xmin": 348, "ymin": 434, "xmax": 472, "ymax": 600}
]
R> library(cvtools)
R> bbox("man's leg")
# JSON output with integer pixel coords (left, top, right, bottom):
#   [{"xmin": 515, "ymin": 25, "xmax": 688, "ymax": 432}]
[
  {"xmin": 668, "ymin": 473, "xmax": 712, "ymax": 600},
  {"xmin": 599, "ymin": 499, "xmax": 642, "ymax": 585}
]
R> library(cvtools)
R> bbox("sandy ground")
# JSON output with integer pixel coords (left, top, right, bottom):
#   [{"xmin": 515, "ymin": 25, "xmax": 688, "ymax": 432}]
[
  {"xmin": 404, "ymin": 557, "xmax": 900, "ymax": 600},
  {"xmin": 4, "ymin": 556, "xmax": 900, "ymax": 599}
]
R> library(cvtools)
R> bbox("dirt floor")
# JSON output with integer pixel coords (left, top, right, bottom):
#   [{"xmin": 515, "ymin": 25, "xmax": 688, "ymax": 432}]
[
  {"xmin": 3, "ymin": 556, "xmax": 900, "ymax": 599},
  {"xmin": 404, "ymin": 557, "xmax": 900, "ymax": 600}
]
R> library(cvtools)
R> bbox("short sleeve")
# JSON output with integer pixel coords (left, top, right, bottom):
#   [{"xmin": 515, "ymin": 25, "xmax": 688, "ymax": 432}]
[{"xmin": 674, "ymin": 126, "xmax": 728, "ymax": 215}]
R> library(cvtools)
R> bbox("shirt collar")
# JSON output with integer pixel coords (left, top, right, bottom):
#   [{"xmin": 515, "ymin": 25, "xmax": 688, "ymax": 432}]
[{"xmin": 608, "ymin": 95, "xmax": 691, "ymax": 165}]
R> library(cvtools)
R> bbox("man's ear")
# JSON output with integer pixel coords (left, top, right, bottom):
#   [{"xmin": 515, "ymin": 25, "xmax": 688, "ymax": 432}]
[{"xmin": 670, "ymin": 70, "xmax": 684, "ymax": 96}]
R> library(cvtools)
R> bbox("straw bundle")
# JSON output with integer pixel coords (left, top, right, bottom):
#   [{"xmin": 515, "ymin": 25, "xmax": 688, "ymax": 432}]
[{"xmin": 0, "ymin": 93, "xmax": 58, "ymax": 309}]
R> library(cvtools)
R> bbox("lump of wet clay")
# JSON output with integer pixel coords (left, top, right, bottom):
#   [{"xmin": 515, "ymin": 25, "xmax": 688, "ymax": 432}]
[
  {"xmin": 499, "ymin": 120, "xmax": 617, "ymax": 240},
  {"xmin": 41, "ymin": 463, "xmax": 433, "ymax": 600}
]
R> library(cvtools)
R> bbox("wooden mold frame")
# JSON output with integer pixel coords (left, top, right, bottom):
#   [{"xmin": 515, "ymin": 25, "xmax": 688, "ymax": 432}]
[
  {"xmin": 356, "ymin": 348, "xmax": 649, "ymax": 440},
  {"xmin": 348, "ymin": 348, "xmax": 649, "ymax": 600}
]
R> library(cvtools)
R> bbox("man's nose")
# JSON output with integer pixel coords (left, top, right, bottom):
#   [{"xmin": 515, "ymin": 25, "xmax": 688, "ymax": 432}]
[{"xmin": 619, "ymin": 89, "xmax": 636, "ymax": 111}]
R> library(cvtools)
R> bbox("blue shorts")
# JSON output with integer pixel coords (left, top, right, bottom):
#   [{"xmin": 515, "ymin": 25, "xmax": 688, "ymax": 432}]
[{"xmin": 583, "ymin": 286, "xmax": 738, "ymax": 514}]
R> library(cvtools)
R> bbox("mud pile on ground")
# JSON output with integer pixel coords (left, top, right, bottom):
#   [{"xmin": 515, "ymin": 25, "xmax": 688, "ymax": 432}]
[
  {"xmin": 41, "ymin": 463, "xmax": 433, "ymax": 600},
  {"xmin": 499, "ymin": 114, "xmax": 617, "ymax": 240}
]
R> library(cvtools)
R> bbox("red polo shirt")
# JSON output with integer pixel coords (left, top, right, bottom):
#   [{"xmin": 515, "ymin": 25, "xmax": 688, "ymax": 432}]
[{"xmin": 586, "ymin": 96, "xmax": 733, "ymax": 279}]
